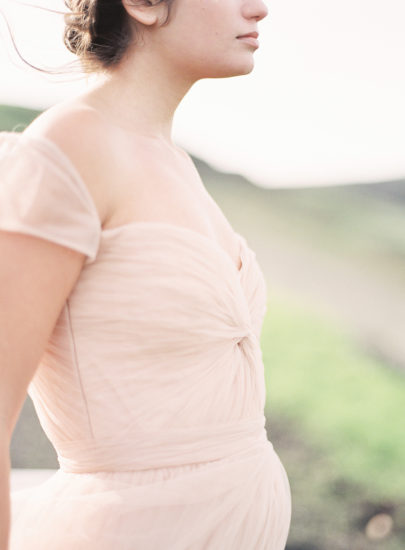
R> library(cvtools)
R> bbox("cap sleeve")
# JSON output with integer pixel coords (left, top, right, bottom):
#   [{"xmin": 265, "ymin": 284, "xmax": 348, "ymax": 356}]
[{"xmin": 0, "ymin": 131, "xmax": 101, "ymax": 265}]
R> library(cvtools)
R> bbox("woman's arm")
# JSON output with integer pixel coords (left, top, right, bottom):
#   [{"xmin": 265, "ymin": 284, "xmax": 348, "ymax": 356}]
[
  {"xmin": 0, "ymin": 230, "xmax": 90, "ymax": 548},
  {"xmin": 0, "ymin": 430, "xmax": 11, "ymax": 550}
]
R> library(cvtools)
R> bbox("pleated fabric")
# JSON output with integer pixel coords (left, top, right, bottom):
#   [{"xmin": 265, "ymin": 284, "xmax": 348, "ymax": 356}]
[{"xmin": 0, "ymin": 131, "xmax": 291, "ymax": 549}]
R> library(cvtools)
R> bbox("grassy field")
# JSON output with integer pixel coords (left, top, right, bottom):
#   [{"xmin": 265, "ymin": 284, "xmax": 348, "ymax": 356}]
[
  {"xmin": 262, "ymin": 293, "xmax": 405, "ymax": 500},
  {"xmin": 262, "ymin": 294, "xmax": 405, "ymax": 549}
]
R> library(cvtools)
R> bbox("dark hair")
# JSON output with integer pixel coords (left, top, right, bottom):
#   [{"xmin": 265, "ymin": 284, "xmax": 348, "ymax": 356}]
[
  {"xmin": 0, "ymin": 0, "xmax": 174, "ymax": 77},
  {"xmin": 63, "ymin": 0, "xmax": 174, "ymax": 74}
]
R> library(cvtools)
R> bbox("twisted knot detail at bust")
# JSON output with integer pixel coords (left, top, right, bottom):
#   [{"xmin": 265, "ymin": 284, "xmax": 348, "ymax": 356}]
[{"xmin": 236, "ymin": 326, "xmax": 258, "ymax": 366}]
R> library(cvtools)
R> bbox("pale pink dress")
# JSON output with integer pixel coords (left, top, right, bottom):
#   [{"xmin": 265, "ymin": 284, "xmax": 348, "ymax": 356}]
[{"xmin": 0, "ymin": 131, "xmax": 291, "ymax": 549}]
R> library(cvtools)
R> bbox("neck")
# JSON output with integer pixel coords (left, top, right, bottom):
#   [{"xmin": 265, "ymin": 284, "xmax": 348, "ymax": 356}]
[{"xmin": 82, "ymin": 47, "xmax": 196, "ymax": 147}]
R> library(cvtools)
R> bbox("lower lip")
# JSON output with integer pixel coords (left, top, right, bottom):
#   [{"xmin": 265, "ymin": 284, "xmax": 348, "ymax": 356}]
[{"xmin": 237, "ymin": 36, "xmax": 259, "ymax": 48}]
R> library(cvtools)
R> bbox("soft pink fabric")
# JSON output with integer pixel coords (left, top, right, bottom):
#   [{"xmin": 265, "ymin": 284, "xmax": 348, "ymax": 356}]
[{"xmin": 1, "ymin": 131, "xmax": 291, "ymax": 549}]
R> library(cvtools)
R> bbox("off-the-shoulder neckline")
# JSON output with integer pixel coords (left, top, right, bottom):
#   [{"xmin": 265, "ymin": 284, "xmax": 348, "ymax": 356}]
[
  {"xmin": 101, "ymin": 220, "xmax": 246, "ymax": 274},
  {"xmin": 0, "ymin": 130, "xmax": 246, "ymax": 274},
  {"xmin": 0, "ymin": 130, "xmax": 102, "ymax": 224}
]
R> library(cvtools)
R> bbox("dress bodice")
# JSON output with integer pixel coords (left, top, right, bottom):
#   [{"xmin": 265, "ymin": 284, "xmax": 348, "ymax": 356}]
[
  {"xmin": 0, "ymin": 131, "xmax": 269, "ymax": 474},
  {"xmin": 3, "ymin": 130, "xmax": 291, "ymax": 550}
]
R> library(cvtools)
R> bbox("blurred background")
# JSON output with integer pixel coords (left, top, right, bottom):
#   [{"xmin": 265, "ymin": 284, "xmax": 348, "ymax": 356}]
[{"xmin": 1, "ymin": 0, "xmax": 405, "ymax": 549}]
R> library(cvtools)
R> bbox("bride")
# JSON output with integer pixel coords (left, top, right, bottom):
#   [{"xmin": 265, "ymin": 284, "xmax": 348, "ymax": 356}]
[{"xmin": 0, "ymin": 1, "xmax": 292, "ymax": 549}]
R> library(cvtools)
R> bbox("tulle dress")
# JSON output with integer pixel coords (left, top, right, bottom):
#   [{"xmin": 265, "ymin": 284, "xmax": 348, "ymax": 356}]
[{"xmin": 0, "ymin": 130, "xmax": 291, "ymax": 549}]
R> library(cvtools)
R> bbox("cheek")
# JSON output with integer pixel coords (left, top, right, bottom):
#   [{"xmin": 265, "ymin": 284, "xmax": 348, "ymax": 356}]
[
  {"xmin": 160, "ymin": 0, "xmax": 237, "ymax": 69},
  {"xmin": 167, "ymin": 24, "xmax": 223, "ymax": 63},
  {"xmin": 179, "ymin": 0, "xmax": 231, "ymax": 43}
]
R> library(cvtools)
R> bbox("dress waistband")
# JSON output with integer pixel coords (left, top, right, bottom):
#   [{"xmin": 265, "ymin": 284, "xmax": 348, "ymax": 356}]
[{"xmin": 55, "ymin": 415, "xmax": 271, "ymax": 473}]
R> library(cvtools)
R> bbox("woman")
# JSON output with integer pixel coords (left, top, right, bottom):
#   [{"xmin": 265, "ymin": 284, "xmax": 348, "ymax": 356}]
[{"xmin": 0, "ymin": 0, "xmax": 291, "ymax": 548}]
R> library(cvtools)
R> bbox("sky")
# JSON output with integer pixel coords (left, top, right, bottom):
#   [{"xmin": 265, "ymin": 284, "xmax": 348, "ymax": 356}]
[{"xmin": 0, "ymin": 0, "xmax": 404, "ymax": 188}]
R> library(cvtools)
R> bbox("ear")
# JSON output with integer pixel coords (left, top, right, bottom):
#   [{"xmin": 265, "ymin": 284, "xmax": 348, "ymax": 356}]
[{"xmin": 122, "ymin": 0, "xmax": 166, "ymax": 27}]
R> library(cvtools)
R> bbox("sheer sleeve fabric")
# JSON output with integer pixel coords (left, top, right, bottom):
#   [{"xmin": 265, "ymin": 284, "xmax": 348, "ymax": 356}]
[{"xmin": 0, "ymin": 131, "xmax": 101, "ymax": 265}]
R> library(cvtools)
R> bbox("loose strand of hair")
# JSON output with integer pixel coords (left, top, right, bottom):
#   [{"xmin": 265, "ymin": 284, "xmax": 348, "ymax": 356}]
[{"xmin": 0, "ymin": 2, "xmax": 86, "ymax": 78}]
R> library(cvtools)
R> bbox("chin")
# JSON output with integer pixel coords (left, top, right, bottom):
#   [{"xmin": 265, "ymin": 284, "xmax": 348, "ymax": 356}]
[
  {"xmin": 203, "ymin": 59, "xmax": 255, "ymax": 79},
  {"xmin": 187, "ymin": 55, "xmax": 255, "ymax": 81},
  {"xmin": 225, "ymin": 63, "xmax": 255, "ymax": 78},
  {"xmin": 235, "ymin": 61, "xmax": 255, "ymax": 76}
]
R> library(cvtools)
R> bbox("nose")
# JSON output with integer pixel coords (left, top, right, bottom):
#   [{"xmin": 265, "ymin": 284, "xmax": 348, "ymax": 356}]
[{"xmin": 242, "ymin": 0, "xmax": 269, "ymax": 22}]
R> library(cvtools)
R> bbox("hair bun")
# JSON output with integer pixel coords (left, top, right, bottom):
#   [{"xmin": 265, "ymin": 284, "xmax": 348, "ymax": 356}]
[
  {"xmin": 63, "ymin": 0, "xmax": 93, "ymax": 56},
  {"xmin": 62, "ymin": 0, "xmax": 173, "ymax": 74}
]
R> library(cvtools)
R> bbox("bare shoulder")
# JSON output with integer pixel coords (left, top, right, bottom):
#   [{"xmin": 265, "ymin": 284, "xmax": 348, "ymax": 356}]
[{"xmin": 22, "ymin": 101, "xmax": 113, "ymax": 226}]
